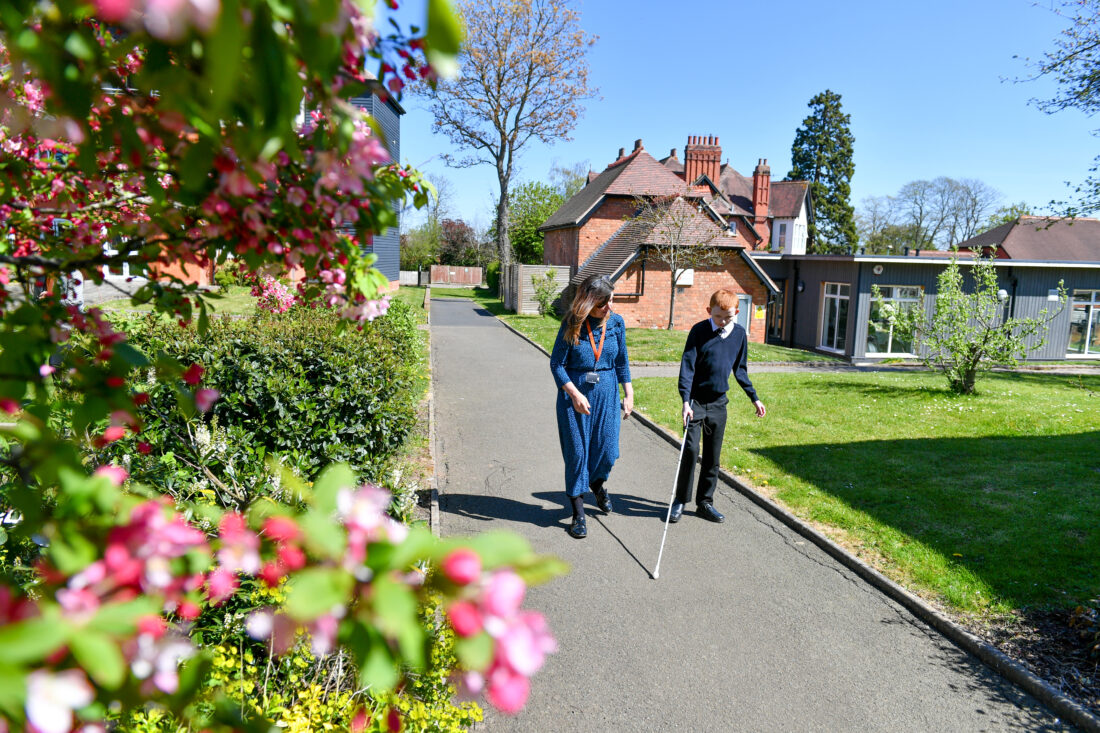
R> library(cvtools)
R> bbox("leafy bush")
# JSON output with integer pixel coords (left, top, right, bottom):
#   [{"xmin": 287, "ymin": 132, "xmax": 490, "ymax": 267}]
[
  {"xmin": 122, "ymin": 302, "xmax": 424, "ymax": 486},
  {"xmin": 214, "ymin": 261, "xmax": 253, "ymax": 291},
  {"xmin": 531, "ymin": 270, "xmax": 561, "ymax": 316},
  {"xmin": 486, "ymin": 260, "xmax": 501, "ymax": 295}
]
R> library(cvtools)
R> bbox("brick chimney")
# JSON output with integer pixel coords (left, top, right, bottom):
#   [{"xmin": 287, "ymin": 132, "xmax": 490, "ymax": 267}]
[
  {"xmin": 683, "ymin": 135, "xmax": 721, "ymax": 184},
  {"xmin": 752, "ymin": 158, "xmax": 771, "ymax": 248}
]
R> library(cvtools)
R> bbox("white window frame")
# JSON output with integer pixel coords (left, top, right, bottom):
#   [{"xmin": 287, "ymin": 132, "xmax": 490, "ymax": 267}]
[
  {"xmin": 867, "ymin": 285, "xmax": 923, "ymax": 356},
  {"xmin": 819, "ymin": 282, "xmax": 850, "ymax": 354},
  {"xmin": 1067, "ymin": 289, "xmax": 1100, "ymax": 357}
]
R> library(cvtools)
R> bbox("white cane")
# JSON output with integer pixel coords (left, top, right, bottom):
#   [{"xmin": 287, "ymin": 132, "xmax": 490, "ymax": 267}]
[{"xmin": 652, "ymin": 416, "xmax": 690, "ymax": 580}]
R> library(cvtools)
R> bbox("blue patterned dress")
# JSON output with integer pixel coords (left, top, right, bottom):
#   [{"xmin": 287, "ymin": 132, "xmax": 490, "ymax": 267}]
[{"xmin": 549, "ymin": 313, "xmax": 632, "ymax": 498}]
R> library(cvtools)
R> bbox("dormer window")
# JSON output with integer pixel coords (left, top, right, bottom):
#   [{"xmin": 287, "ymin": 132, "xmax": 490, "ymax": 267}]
[{"xmin": 773, "ymin": 222, "xmax": 787, "ymax": 251}]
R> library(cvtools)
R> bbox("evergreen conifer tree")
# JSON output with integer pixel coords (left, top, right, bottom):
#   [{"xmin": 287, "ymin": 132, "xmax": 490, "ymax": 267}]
[{"xmin": 788, "ymin": 90, "xmax": 858, "ymax": 253}]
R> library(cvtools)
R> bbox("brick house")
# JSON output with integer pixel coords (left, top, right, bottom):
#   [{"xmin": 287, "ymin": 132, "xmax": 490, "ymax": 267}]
[{"xmin": 538, "ymin": 135, "xmax": 812, "ymax": 339}]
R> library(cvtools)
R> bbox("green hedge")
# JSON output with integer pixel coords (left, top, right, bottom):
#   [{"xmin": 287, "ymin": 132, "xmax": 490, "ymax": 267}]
[{"xmin": 125, "ymin": 301, "xmax": 424, "ymax": 484}]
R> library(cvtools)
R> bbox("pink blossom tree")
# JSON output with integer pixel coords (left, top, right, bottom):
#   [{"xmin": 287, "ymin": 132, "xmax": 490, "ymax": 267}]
[{"xmin": 0, "ymin": 1, "xmax": 562, "ymax": 729}]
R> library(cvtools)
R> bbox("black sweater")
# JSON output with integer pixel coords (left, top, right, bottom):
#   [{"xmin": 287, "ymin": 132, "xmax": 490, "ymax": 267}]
[{"xmin": 678, "ymin": 319, "xmax": 759, "ymax": 405}]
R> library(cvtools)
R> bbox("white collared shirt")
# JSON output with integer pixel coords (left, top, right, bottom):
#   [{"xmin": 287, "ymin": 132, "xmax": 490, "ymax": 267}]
[{"xmin": 709, "ymin": 317, "xmax": 735, "ymax": 339}]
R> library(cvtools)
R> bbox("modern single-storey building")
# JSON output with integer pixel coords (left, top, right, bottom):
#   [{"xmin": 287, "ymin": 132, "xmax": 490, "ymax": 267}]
[{"xmin": 753, "ymin": 217, "xmax": 1100, "ymax": 361}]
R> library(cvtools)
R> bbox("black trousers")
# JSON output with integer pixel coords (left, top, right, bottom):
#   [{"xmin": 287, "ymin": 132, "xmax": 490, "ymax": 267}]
[{"xmin": 675, "ymin": 395, "xmax": 728, "ymax": 506}]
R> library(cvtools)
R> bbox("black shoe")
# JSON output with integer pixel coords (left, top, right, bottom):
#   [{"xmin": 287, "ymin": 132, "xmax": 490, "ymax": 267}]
[
  {"xmin": 669, "ymin": 502, "xmax": 683, "ymax": 523},
  {"xmin": 568, "ymin": 515, "xmax": 587, "ymax": 539},
  {"xmin": 697, "ymin": 503, "xmax": 725, "ymax": 523},
  {"xmin": 592, "ymin": 484, "xmax": 613, "ymax": 513}
]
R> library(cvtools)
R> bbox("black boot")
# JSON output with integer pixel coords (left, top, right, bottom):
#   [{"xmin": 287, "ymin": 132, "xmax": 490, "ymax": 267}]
[
  {"xmin": 591, "ymin": 479, "xmax": 613, "ymax": 513},
  {"xmin": 568, "ymin": 495, "xmax": 587, "ymax": 539}
]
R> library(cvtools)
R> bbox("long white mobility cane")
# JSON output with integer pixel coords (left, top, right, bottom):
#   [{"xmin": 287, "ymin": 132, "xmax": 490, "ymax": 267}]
[{"xmin": 652, "ymin": 418, "xmax": 690, "ymax": 580}]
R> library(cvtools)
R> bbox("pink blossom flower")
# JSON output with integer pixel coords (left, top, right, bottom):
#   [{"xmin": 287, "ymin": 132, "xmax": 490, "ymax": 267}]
[
  {"xmin": 0, "ymin": 398, "xmax": 19, "ymax": 415},
  {"xmin": 25, "ymin": 669, "xmax": 94, "ymax": 733},
  {"xmin": 206, "ymin": 567, "xmax": 239, "ymax": 605},
  {"xmin": 441, "ymin": 549, "xmax": 481, "ymax": 585},
  {"xmin": 130, "ymin": 631, "xmax": 195, "ymax": 693},
  {"xmin": 496, "ymin": 611, "xmax": 557, "ymax": 676},
  {"xmin": 102, "ymin": 425, "xmax": 127, "ymax": 443},
  {"xmin": 195, "ymin": 388, "xmax": 220, "ymax": 412},
  {"xmin": 485, "ymin": 664, "xmax": 530, "ymax": 715},
  {"xmin": 446, "ymin": 600, "xmax": 482, "ymax": 638},
  {"xmin": 55, "ymin": 588, "xmax": 100, "ymax": 623},
  {"xmin": 39, "ymin": 364, "xmax": 56, "ymax": 378},
  {"xmin": 216, "ymin": 513, "xmax": 260, "ymax": 574},
  {"xmin": 220, "ymin": 169, "xmax": 257, "ymax": 197},
  {"xmin": 94, "ymin": 464, "xmax": 129, "ymax": 486},
  {"xmin": 483, "ymin": 570, "xmax": 525, "ymax": 618},
  {"xmin": 264, "ymin": 516, "xmax": 300, "ymax": 543},
  {"xmin": 93, "ymin": 0, "xmax": 134, "ymax": 22},
  {"xmin": 287, "ymin": 187, "xmax": 308, "ymax": 207},
  {"xmin": 181, "ymin": 363, "xmax": 204, "ymax": 385}
]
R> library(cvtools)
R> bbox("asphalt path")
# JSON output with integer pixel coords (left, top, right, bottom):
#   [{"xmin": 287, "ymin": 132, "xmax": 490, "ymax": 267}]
[{"xmin": 430, "ymin": 297, "xmax": 1070, "ymax": 732}]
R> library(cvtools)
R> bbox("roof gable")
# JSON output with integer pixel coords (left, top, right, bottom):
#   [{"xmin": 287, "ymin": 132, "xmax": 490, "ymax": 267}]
[
  {"xmin": 540, "ymin": 150, "xmax": 691, "ymax": 231},
  {"xmin": 956, "ymin": 216, "xmax": 1100, "ymax": 261}
]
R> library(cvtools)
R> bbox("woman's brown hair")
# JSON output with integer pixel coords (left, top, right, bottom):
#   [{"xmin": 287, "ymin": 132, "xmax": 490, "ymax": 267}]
[{"xmin": 564, "ymin": 275, "xmax": 614, "ymax": 345}]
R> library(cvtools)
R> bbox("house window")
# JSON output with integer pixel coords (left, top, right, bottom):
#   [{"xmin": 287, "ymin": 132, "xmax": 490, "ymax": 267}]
[
  {"xmin": 867, "ymin": 286, "xmax": 922, "ymax": 355},
  {"xmin": 820, "ymin": 282, "xmax": 850, "ymax": 353},
  {"xmin": 772, "ymin": 222, "xmax": 787, "ymax": 252},
  {"xmin": 1067, "ymin": 290, "xmax": 1100, "ymax": 356}
]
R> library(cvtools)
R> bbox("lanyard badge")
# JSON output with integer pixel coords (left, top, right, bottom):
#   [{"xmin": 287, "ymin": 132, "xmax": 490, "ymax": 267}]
[{"xmin": 584, "ymin": 321, "xmax": 605, "ymax": 384}]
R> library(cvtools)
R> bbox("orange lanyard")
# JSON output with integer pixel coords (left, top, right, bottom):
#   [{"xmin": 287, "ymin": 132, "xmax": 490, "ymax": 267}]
[{"xmin": 586, "ymin": 320, "xmax": 606, "ymax": 364}]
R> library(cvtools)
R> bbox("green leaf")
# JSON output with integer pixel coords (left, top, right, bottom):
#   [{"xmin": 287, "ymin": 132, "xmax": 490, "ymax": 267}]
[
  {"xmin": 299, "ymin": 509, "xmax": 347, "ymax": 559},
  {"xmin": 425, "ymin": 0, "xmax": 462, "ymax": 78},
  {"xmin": 358, "ymin": 630, "xmax": 400, "ymax": 693},
  {"xmin": 372, "ymin": 575, "xmax": 424, "ymax": 669},
  {"xmin": 0, "ymin": 663, "xmax": 25, "ymax": 723},
  {"xmin": 513, "ymin": 555, "xmax": 570, "ymax": 587},
  {"xmin": 204, "ymin": 0, "xmax": 244, "ymax": 117},
  {"xmin": 284, "ymin": 567, "xmax": 353, "ymax": 620},
  {"xmin": 113, "ymin": 342, "xmax": 150, "ymax": 368},
  {"xmin": 63, "ymin": 31, "xmax": 95, "ymax": 61},
  {"xmin": 0, "ymin": 617, "xmax": 68, "ymax": 664},
  {"xmin": 453, "ymin": 530, "xmax": 533, "ymax": 569},
  {"xmin": 70, "ymin": 632, "xmax": 126, "ymax": 688},
  {"xmin": 88, "ymin": 597, "xmax": 160, "ymax": 635},
  {"xmin": 0, "ymin": 527, "xmax": 7, "ymax": 546},
  {"xmin": 311, "ymin": 463, "xmax": 355, "ymax": 516},
  {"xmin": 455, "ymin": 632, "xmax": 493, "ymax": 671}
]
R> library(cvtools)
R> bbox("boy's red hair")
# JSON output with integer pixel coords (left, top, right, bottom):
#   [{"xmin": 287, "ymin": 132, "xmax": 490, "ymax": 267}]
[{"xmin": 709, "ymin": 289, "xmax": 738, "ymax": 310}]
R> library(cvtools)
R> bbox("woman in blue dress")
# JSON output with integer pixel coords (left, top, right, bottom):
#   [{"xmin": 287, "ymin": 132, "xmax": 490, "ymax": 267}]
[{"xmin": 549, "ymin": 275, "xmax": 633, "ymax": 539}]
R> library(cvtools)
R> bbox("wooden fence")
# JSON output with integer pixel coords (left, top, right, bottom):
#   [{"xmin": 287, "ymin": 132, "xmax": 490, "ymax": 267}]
[
  {"xmin": 501, "ymin": 264, "xmax": 571, "ymax": 314},
  {"xmin": 430, "ymin": 265, "xmax": 483, "ymax": 285}
]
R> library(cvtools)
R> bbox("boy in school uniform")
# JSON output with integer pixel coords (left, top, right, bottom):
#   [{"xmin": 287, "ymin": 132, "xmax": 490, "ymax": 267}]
[{"xmin": 672, "ymin": 288, "xmax": 767, "ymax": 523}]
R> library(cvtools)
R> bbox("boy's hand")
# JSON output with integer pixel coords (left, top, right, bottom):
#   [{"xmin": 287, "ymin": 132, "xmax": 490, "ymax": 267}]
[
  {"xmin": 682, "ymin": 401, "xmax": 693, "ymax": 425},
  {"xmin": 753, "ymin": 400, "xmax": 766, "ymax": 418}
]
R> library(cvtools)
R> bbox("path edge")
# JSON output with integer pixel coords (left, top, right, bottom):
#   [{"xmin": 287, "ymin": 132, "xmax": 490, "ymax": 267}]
[{"xmin": 494, "ymin": 308, "xmax": 1099, "ymax": 732}]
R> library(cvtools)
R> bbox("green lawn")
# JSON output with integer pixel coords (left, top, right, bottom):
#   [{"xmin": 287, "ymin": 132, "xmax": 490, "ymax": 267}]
[
  {"xmin": 632, "ymin": 370, "xmax": 1100, "ymax": 617},
  {"xmin": 100, "ymin": 285, "xmax": 257, "ymax": 315}
]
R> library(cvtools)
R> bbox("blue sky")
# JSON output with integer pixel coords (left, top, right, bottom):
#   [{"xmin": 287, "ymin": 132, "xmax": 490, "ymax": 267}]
[{"xmin": 381, "ymin": 0, "xmax": 1097, "ymax": 232}]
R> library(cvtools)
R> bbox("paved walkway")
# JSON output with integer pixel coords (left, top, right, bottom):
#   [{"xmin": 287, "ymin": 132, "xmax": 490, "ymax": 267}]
[{"xmin": 431, "ymin": 298, "xmax": 1069, "ymax": 732}]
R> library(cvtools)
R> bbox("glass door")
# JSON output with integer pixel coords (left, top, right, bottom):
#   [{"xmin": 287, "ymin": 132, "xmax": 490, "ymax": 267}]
[
  {"xmin": 820, "ymin": 282, "xmax": 850, "ymax": 353},
  {"xmin": 1068, "ymin": 290, "xmax": 1100, "ymax": 356}
]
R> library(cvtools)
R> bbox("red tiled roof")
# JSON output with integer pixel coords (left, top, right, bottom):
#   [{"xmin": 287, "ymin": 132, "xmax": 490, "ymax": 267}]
[
  {"xmin": 955, "ymin": 216, "xmax": 1100, "ymax": 261},
  {"xmin": 769, "ymin": 181, "xmax": 809, "ymax": 219},
  {"xmin": 540, "ymin": 149, "xmax": 687, "ymax": 231}
]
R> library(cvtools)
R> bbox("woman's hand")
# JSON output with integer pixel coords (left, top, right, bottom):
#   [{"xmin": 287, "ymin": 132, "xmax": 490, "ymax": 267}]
[
  {"xmin": 564, "ymin": 384, "xmax": 591, "ymax": 415},
  {"xmin": 621, "ymin": 383, "xmax": 634, "ymax": 419}
]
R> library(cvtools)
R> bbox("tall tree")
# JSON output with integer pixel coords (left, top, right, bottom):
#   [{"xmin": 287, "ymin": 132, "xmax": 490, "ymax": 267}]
[
  {"xmin": 421, "ymin": 0, "xmax": 597, "ymax": 267},
  {"xmin": 787, "ymin": 90, "xmax": 857, "ymax": 253},
  {"xmin": 893, "ymin": 177, "xmax": 1001, "ymax": 249},
  {"xmin": 509, "ymin": 180, "xmax": 565, "ymax": 264},
  {"xmin": 631, "ymin": 193, "xmax": 724, "ymax": 329},
  {"xmin": 984, "ymin": 201, "xmax": 1034, "ymax": 230},
  {"xmin": 1021, "ymin": 1, "xmax": 1100, "ymax": 215},
  {"xmin": 438, "ymin": 218, "xmax": 481, "ymax": 265},
  {"xmin": 549, "ymin": 160, "xmax": 589, "ymax": 198}
]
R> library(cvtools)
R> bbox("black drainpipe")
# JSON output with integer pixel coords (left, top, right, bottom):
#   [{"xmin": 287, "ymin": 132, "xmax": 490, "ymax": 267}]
[{"xmin": 788, "ymin": 262, "xmax": 800, "ymax": 348}]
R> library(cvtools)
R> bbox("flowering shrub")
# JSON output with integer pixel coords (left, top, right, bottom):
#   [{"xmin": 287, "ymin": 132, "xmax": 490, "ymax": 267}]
[
  {"xmin": 0, "ymin": 0, "xmax": 563, "ymax": 730},
  {"xmin": 252, "ymin": 276, "xmax": 298, "ymax": 314}
]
